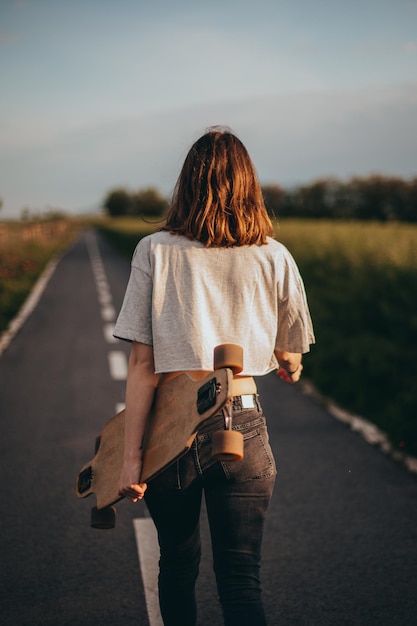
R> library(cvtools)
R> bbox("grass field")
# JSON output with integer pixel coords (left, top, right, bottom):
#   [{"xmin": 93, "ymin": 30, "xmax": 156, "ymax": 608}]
[
  {"xmin": 99, "ymin": 217, "xmax": 417, "ymax": 457},
  {"xmin": 0, "ymin": 218, "xmax": 81, "ymax": 334},
  {"xmin": 274, "ymin": 220, "xmax": 417, "ymax": 456}
]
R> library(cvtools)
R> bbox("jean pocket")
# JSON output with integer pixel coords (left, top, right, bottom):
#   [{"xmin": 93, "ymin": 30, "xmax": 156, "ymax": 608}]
[{"xmin": 222, "ymin": 425, "xmax": 276, "ymax": 482}]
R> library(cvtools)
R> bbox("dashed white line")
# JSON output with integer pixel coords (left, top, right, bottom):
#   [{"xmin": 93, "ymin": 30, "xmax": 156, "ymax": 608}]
[
  {"xmin": 87, "ymin": 230, "xmax": 162, "ymax": 625},
  {"xmin": 108, "ymin": 350, "xmax": 128, "ymax": 380},
  {"xmin": 103, "ymin": 323, "xmax": 118, "ymax": 344},
  {"xmin": 86, "ymin": 231, "xmax": 116, "ymax": 324},
  {"xmin": 133, "ymin": 518, "xmax": 163, "ymax": 626},
  {"xmin": 97, "ymin": 290, "xmax": 112, "ymax": 306},
  {"xmin": 100, "ymin": 304, "xmax": 117, "ymax": 322}
]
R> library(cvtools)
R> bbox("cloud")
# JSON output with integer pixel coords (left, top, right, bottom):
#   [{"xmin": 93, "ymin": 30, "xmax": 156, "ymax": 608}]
[{"xmin": 403, "ymin": 41, "xmax": 417, "ymax": 53}]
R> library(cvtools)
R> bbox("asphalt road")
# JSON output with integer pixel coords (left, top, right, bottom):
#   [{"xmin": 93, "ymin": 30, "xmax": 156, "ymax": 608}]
[{"xmin": 1, "ymin": 230, "xmax": 416, "ymax": 626}]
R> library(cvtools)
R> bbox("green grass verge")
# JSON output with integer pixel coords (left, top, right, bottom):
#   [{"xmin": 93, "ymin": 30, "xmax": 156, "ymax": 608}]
[
  {"xmin": 99, "ymin": 217, "xmax": 417, "ymax": 457},
  {"xmin": 275, "ymin": 220, "xmax": 417, "ymax": 456},
  {"xmin": 0, "ymin": 219, "xmax": 82, "ymax": 333},
  {"xmin": 96, "ymin": 217, "xmax": 156, "ymax": 258}
]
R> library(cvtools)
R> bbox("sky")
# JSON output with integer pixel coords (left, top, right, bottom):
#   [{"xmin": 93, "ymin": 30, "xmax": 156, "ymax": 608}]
[{"xmin": 1, "ymin": 0, "xmax": 417, "ymax": 217}]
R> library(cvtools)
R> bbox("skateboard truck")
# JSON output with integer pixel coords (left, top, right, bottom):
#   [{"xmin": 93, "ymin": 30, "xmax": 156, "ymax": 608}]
[
  {"xmin": 77, "ymin": 466, "xmax": 93, "ymax": 494},
  {"xmin": 210, "ymin": 344, "xmax": 244, "ymax": 462},
  {"xmin": 197, "ymin": 378, "xmax": 218, "ymax": 414}
]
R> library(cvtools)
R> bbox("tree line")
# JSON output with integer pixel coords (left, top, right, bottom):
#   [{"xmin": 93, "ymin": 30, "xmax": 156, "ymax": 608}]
[
  {"xmin": 262, "ymin": 175, "xmax": 417, "ymax": 222},
  {"xmin": 103, "ymin": 187, "xmax": 168, "ymax": 218},
  {"xmin": 103, "ymin": 175, "xmax": 417, "ymax": 222}
]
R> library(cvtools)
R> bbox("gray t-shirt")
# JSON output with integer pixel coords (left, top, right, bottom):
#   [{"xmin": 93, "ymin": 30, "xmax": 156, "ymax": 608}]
[{"xmin": 113, "ymin": 231, "xmax": 314, "ymax": 375}]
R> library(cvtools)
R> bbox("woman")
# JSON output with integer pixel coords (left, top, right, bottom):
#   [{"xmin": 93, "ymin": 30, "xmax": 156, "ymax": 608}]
[{"xmin": 113, "ymin": 127, "xmax": 314, "ymax": 626}]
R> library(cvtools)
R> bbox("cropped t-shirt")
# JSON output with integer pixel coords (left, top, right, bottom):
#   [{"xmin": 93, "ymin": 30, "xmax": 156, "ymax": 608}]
[{"xmin": 113, "ymin": 231, "xmax": 315, "ymax": 375}]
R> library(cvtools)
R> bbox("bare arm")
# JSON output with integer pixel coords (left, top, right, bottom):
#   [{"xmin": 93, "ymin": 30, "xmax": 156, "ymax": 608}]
[
  {"xmin": 274, "ymin": 349, "xmax": 303, "ymax": 383},
  {"xmin": 118, "ymin": 342, "xmax": 160, "ymax": 502}
]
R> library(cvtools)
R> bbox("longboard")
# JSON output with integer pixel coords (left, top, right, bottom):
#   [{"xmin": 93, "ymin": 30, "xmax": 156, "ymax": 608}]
[{"xmin": 75, "ymin": 367, "xmax": 234, "ymax": 527}]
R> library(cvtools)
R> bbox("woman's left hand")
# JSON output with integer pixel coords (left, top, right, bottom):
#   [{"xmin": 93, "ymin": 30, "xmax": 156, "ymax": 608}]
[{"xmin": 118, "ymin": 460, "xmax": 147, "ymax": 502}]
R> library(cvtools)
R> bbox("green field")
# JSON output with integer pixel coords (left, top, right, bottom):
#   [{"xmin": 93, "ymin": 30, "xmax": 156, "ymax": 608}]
[
  {"xmin": 99, "ymin": 217, "xmax": 417, "ymax": 457},
  {"xmin": 276, "ymin": 220, "xmax": 417, "ymax": 456},
  {"xmin": 0, "ymin": 218, "xmax": 81, "ymax": 334}
]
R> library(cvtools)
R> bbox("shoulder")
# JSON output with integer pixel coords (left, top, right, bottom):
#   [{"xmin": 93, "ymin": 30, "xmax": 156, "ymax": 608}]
[
  {"xmin": 261, "ymin": 238, "xmax": 303, "ymax": 279},
  {"xmin": 132, "ymin": 231, "xmax": 203, "ymax": 267},
  {"xmin": 134, "ymin": 230, "xmax": 172, "ymax": 250},
  {"xmin": 261, "ymin": 237, "xmax": 294, "ymax": 261},
  {"xmin": 137, "ymin": 230, "xmax": 201, "ymax": 251},
  {"xmin": 132, "ymin": 231, "xmax": 174, "ymax": 263}
]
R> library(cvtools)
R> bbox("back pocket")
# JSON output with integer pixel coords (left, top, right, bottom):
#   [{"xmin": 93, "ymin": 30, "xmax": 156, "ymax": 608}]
[{"xmin": 221, "ymin": 425, "xmax": 276, "ymax": 482}]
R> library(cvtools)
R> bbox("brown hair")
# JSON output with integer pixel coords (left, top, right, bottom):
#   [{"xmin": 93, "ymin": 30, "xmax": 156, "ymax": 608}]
[{"xmin": 162, "ymin": 127, "xmax": 273, "ymax": 247}]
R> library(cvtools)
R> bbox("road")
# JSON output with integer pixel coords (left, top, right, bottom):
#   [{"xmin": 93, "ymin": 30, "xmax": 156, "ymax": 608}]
[{"xmin": 1, "ymin": 230, "xmax": 416, "ymax": 626}]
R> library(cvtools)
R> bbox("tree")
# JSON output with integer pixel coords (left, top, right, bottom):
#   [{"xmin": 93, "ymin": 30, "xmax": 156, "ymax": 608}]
[
  {"xmin": 405, "ymin": 177, "xmax": 417, "ymax": 222},
  {"xmin": 297, "ymin": 179, "xmax": 331, "ymax": 218},
  {"xmin": 261, "ymin": 185, "xmax": 286, "ymax": 218},
  {"xmin": 133, "ymin": 187, "xmax": 168, "ymax": 218},
  {"xmin": 103, "ymin": 188, "xmax": 133, "ymax": 216},
  {"xmin": 102, "ymin": 186, "xmax": 168, "ymax": 218}
]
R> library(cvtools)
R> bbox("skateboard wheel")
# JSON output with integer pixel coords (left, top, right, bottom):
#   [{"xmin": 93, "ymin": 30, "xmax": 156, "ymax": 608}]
[
  {"xmin": 211, "ymin": 430, "xmax": 244, "ymax": 462},
  {"xmin": 213, "ymin": 344, "xmax": 243, "ymax": 374},
  {"xmin": 90, "ymin": 505, "xmax": 116, "ymax": 530},
  {"xmin": 94, "ymin": 436, "xmax": 101, "ymax": 454}
]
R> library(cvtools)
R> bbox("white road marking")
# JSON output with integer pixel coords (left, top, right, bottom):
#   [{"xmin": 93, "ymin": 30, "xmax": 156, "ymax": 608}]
[
  {"xmin": 108, "ymin": 351, "xmax": 128, "ymax": 380},
  {"xmin": 86, "ymin": 231, "xmax": 117, "ymax": 323},
  {"xmin": 301, "ymin": 380, "xmax": 417, "ymax": 474},
  {"xmin": 103, "ymin": 323, "xmax": 118, "ymax": 344},
  {"xmin": 98, "ymin": 289, "xmax": 112, "ymax": 305},
  {"xmin": 133, "ymin": 517, "xmax": 163, "ymax": 626},
  {"xmin": 0, "ymin": 255, "xmax": 61, "ymax": 357},
  {"xmin": 101, "ymin": 304, "xmax": 116, "ymax": 322},
  {"xmin": 93, "ymin": 265, "xmax": 105, "ymax": 278}
]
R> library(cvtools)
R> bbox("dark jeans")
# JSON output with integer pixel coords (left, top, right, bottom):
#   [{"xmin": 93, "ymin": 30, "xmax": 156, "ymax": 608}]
[{"xmin": 144, "ymin": 397, "xmax": 276, "ymax": 626}]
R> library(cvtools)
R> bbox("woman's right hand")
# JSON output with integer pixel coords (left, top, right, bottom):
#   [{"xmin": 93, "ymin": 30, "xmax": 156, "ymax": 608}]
[
  {"xmin": 277, "ymin": 363, "xmax": 303, "ymax": 384},
  {"xmin": 275, "ymin": 350, "xmax": 303, "ymax": 384}
]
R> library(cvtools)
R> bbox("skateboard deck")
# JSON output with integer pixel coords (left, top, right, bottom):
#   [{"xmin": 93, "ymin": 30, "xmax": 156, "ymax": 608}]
[{"xmin": 75, "ymin": 367, "xmax": 234, "ymax": 514}]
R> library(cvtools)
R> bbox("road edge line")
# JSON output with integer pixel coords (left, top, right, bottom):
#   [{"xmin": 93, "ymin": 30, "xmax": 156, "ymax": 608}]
[
  {"xmin": 301, "ymin": 380, "xmax": 417, "ymax": 475},
  {"xmin": 0, "ymin": 253, "xmax": 62, "ymax": 359}
]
